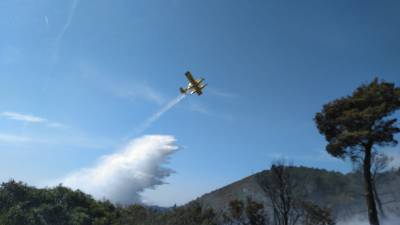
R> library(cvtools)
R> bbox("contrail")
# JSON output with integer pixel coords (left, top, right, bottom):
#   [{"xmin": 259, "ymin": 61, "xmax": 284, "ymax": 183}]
[
  {"xmin": 53, "ymin": 0, "xmax": 80, "ymax": 60},
  {"xmin": 56, "ymin": 0, "xmax": 80, "ymax": 42},
  {"xmin": 136, "ymin": 94, "xmax": 186, "ymax": 134}
]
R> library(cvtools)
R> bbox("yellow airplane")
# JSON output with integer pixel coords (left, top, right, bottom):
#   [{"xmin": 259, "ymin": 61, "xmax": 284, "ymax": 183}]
[{"xmin": 179, "ymin": 71, "xmax": 207, "ymax": 96}]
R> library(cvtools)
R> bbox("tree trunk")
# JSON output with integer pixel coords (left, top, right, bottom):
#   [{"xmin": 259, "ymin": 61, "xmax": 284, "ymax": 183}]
[
  {"xmin": 372, "ymin": 180, "xmax": 386, "ymax": 219},
  {"xmin": 363, "ymin": 145, "xmax": 380, "ymax": 225}
]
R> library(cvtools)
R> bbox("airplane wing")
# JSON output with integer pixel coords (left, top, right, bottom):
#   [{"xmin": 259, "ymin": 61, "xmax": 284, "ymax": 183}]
[
  {"xmin": 194, "ymin": 89, "xmax": 203, "ymax": 95},
  {"xmin": 185, "ymin": 71, "xmax": 197, "ymax": 84},
  {"xmin": 193, "ymin": 83, "xmax": 207, "ymax": 95}
]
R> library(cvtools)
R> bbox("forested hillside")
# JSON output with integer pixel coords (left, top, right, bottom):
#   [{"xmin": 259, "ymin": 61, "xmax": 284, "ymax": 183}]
[
  {"xmin": 0, "ymin": 180, "xmax": 218, "ymax": 225},
  {"xmin": 1, "ymin": 166, "xmax": 399, "ymax": 225},
  {"xmin": 197, "ymin": 166, "xmax": 400, "ymax": 221}
]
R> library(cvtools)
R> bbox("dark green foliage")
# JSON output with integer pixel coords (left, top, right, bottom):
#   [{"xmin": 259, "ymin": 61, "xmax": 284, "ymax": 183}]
[
  {"xmin": 300, "ymin": 202, "xmax": 335, "ymax": 225},
  {"xmin": 228, "ymin": 199, "xmax": 245, "ymax": 222},
  {"xmin": 315, "ymin": 78, "xmax": 400, "ymax": 160},
  {"xmin": 314, "ymin": 78, "xmax": 400, "ymax": 225},
  {"xmin": 162, "ymin": 201, "xmax": 217, "ymax": 225},
  {"xmin": 2, "ymin": 166, "xmax": 398, "ymax": 225},
  {"xmin": 112, "ymin": 204, "xmax": 153, "ymax": 225},
  {"xmin": 0, "ymin": 180, "xmax": 117, "ymax": 225},
  {"xmin": 224, "ymin": 198, "xmax": 268, "ymax": 225},
  {"xmin": 0, "ymin": 180, "xmax": 218, "ymax": 225},
  {"xmin": 245, "ymin": 198, "xmax": 267, "ymax": 225}
]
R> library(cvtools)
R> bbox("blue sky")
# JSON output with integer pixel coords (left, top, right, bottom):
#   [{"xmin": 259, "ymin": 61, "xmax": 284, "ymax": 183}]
[{"xmin": 1, "ymin": 0, "xmax": 400, "ymax": 206}]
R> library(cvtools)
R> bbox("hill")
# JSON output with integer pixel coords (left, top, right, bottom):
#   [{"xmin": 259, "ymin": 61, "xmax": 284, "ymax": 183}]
[
  {"xmin": 1, "ymin": 166, "xmax": 399, "ymax": 225},
  {"xmin": 196, "ymin": 166, "xmax": 400, "ymax": 220}
]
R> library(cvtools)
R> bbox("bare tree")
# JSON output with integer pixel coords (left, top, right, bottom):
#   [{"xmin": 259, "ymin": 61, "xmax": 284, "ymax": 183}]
[{"xmin": 257, "ymin": 161, "xmax": 302, "ymax": 225}]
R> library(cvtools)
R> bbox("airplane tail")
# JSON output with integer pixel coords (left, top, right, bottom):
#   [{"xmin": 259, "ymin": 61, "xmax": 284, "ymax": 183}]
[{"xmin": 179, "ymin": 87, "xmax": 187, "ymax": 94}]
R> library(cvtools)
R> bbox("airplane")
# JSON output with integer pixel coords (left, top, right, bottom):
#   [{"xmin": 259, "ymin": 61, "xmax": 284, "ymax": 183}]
[{"xmin": 179, "ymin": 71, "xmax": 207, "ymax": 96}]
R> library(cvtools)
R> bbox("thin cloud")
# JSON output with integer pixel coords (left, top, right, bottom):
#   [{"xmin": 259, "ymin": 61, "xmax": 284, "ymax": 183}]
[
  {"xmin": 47, "ymin": 122, "xmax": 67, "ymax": 128},
  {"xmin": 1, "ymin": 112, "xmax": 47, "ymax": 123},
  {"xmin": 1, "ymin": 111, "xmax": 66, "ymax": 128},
  {"xmin": 0, "ymin": 131, "xmax": 114, "ymax": 150},
  {"xmin": 0, "ymin": 133, "xmax": 37, "ymax": 143}
]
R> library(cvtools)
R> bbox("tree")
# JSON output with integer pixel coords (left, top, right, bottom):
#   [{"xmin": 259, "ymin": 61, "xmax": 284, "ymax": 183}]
[
  {"xmin": 257, "ymin": 162, "xmax": 303, "ymax": 225},
  {"xmin": 163, "ymin": 201, "xmax": 217, "ymax": 225},
  {"xmin": 245, "ymin": 198, "xmax": 267, "ymax": 225},
  {"xmin": 0, "ymin": 181, "xmax": 118, "ymax": 225},
  {"xmin": 300, "ymin": 201, "xmax": 335, "ymax": 225},
  {"xmin": 227, "ymin": 199, "xmax": 245, "ymax": 225},
  {"xmin": 224, "ymin": 198, "xmax": 268, "ymax": 225},
  {"xmin": 314, "ymin": 78, "xmax": 400, "ymax": 225}
]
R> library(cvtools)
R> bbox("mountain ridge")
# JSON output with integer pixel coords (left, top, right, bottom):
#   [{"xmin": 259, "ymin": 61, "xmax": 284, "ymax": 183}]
[{"xmin": 193, "ymin": 166, "xmax": 400, "ymax": 220}]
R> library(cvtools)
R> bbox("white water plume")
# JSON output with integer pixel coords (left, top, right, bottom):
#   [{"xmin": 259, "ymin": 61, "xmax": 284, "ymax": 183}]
[{"xmin": 60, "ymin": 135, "xmax": 179, "ymax": 204}]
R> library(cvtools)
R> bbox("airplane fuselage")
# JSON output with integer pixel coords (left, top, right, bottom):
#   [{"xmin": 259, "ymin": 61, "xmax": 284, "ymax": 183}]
[{"xmin": 180, "ymin": 71, "xmax": 207, "ymax": 96}]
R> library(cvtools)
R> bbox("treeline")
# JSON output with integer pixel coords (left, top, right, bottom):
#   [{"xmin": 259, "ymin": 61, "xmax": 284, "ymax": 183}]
[
  {"xmin": 0, "ymin": 180, "xmax": 116, "ymax": 225},
  {"xmin": 0, "ymin": 171, "xmax": 334, "ymax": 225},
  {"xmin": 0, "ymin": 179, "xmax": 335, "ymax": 225}
]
